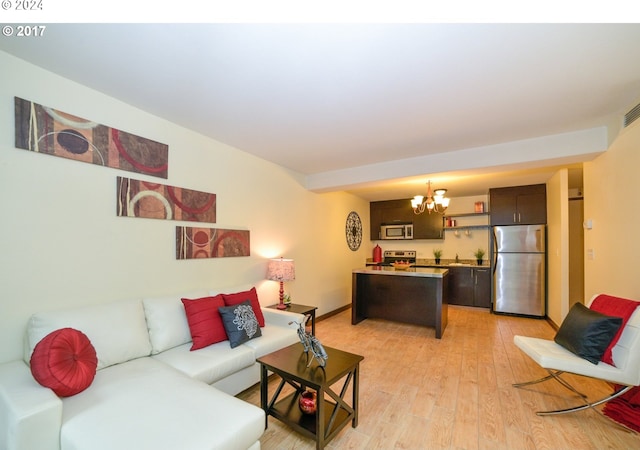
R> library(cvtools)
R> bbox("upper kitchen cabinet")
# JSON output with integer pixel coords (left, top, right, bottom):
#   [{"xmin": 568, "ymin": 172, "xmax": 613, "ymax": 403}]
[
  {"xmin": 370, "ymin": 199, "xmax": 443, "ymax": 240},
  {"xmin": 489, "ymin": 184, "xmax": 547, "ymax": 226},
  {"xmin": 413, "ymin": 209, "xmax": 444, "ymax": 239}
]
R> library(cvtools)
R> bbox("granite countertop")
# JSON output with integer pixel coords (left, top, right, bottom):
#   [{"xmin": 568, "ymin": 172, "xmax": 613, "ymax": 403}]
[
  {"xmin": 353, "ymin": 266, "xmax": 449, "ymax": 278},
  {"xmin": 366, "ymin": 258, "xmax": 488, "ymax": 268}
]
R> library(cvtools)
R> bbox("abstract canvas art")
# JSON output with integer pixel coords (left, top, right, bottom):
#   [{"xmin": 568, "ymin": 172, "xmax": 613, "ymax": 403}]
[
  {"xmin": 117, "ymin": 177, "xmax": 216, "ymax": 223},
  {"xmin": 176, "ymin": 226, "xmax": 250, "ymax": 259},
  {"xmin": 14, "ymin": 97, "xmax": 169, "ymax": 178}
]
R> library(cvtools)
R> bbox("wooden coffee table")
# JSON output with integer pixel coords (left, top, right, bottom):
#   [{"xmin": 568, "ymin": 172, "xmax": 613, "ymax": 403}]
[{"xmin": 257, "ymin": 343, "xmax": 364, "ymax": 449}]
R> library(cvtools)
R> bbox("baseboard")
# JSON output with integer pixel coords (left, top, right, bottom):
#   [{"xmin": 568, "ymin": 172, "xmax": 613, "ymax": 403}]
[
  {"xmin": 546, "ymin": 316, "xmax": 559, "ymax": 330},
  {"xmin": 317, "ymin": 304, "xmax": 351, "ymax": 322}
]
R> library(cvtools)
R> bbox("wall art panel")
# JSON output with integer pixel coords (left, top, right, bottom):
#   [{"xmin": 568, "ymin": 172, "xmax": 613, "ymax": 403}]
[
  {"xmin": 176, "ymin": 227, "xmax": 250, "ymax": 259},
  {"xmin": 14, "ymin": 97, "xmax": 169, "ymax": 178},
  {"xmin": 117, "ymin": 177, "xmax": 216, "ymax": 223}
]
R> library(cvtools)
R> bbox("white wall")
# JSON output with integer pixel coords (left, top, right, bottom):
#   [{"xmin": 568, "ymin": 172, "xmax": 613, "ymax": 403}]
[
  {"xmin": 583, "ymin": 118, "xmax": 640, "ymax": 301},
  {"xmin": 568, "ymin": 199, "xmax": 584, "ymax": 306},
  {"xmin": 0, "ymin": 51, "xmax": 369, "ymax": 364},
  {"xmin": 546, "ymin": 169, "xmax": 569, "ymax": 325}
]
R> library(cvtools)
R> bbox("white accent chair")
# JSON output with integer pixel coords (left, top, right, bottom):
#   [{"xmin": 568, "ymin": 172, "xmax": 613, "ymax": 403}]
[{"xmin": 513, "ymin": 295, "xmax": 640, "ymax": 416}]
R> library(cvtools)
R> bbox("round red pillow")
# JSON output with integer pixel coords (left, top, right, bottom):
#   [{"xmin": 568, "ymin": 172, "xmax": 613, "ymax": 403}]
[{"xmin": 30, "ymin": 328, "xmax": 98, "ymax": 397}]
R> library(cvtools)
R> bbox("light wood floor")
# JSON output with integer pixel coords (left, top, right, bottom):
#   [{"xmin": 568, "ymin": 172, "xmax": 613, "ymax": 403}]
[{"xmin": 238, "ymin": 306, "xmax": 639, "ymax": 449}]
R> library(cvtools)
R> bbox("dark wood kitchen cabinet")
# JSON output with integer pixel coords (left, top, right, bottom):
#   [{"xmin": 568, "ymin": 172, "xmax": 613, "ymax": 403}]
[
  {"xmin": 370, "ymin": 199, "xmax": 413, "ymax": 238},
  {"xmin": 370, "ymin": 199, "xmax": 443, "ymax": 240},
  {"xmin": 473, "ymin": 268, "xmax": 491, "ymax": 308},
  {"xmin": 413, "ymin": 210, "xmax": 444, "ymax": 240},
  {"xmin": 489, "ymin": 184, "xmax": 547, "ymax": 226},
  {"xmin": 447, "ymin": 266, "xmax": 491, "ymax": 308},
  {"xmin": 448, "ymin": 267, "xmax": 474, "ymax": 306}
]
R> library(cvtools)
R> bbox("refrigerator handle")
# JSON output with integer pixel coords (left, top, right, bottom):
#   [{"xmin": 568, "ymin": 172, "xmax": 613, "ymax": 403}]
[{"xmin": 492, "ymin": 228, "xmax": 498, "ymax": 275}]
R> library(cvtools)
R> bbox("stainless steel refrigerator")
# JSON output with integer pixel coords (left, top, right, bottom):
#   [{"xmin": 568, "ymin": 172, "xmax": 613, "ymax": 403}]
[{"xmin": 492, "ymin": 224, "xmax": 546, "ymax": 317}]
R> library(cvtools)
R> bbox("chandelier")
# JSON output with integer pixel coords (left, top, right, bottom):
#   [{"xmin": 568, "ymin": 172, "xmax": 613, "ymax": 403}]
[{"xmin": 411, "ymin": 180, "xmax": 450, "ymax": 215}]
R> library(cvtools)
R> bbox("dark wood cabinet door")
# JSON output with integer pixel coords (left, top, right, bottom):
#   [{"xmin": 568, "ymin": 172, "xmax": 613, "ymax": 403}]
[
  {"xmin": 489, "ymin": 184, "xmax": 546, "ymax": 226},
  {"xmin": 413, "ymin": 210, "xmax": 444, "ymax": 239},
  {"xmin": 380, "ymin": 200, "xmax": 414, "ymax": 224},
  {"xmin": 473, "ymin": 268, "xmax": 492, "ymax": 308},
  {"xmin": 448, "ymin": 267, "xmax": 474, "ymax": 306},
  {"xmin": 370, "ymin": 202, "xmax": 383, "ymax": 240},
  {"xmin": 516, "ymin": 192, "xmax": 547, "ymax": 224},
  {"xmin": 489, "ymin": 190, "xmax": 518, "ymax": 225}
]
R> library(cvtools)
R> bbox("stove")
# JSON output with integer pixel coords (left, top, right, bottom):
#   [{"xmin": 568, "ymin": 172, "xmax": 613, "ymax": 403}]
[{"xmin": 381, "ymin": 250, "xmax": 416, "ymax": 266}]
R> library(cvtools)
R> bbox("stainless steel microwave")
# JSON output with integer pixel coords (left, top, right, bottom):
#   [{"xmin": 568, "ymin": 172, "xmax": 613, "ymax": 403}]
[{"xmin": 380, "ymin": 224, "xmax": 413, "ymax": 240}]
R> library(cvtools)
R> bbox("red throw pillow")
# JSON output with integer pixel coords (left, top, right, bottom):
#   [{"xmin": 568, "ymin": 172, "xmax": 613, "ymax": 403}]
[
  {"xmin": 222, "ymin": 287, "xmax": 265, "ymax": 327},
  {"xmin": 590, "ymin": 294, "xmax": 640, "ymax": 366},
  {"xmin": 182, "ymin": 295, "xmax": 227, "ymax": 350},
  {"xmin": 30, "ymin": 328, "xmax": 98, "ymax": 397}
]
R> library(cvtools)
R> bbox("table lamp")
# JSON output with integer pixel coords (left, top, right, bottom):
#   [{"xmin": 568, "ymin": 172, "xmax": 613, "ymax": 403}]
[{"xmin": 266, "ymin": 258, "xmax": 295, "ymax": 310}]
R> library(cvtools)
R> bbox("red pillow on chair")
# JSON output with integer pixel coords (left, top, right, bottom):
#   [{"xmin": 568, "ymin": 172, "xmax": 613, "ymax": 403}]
[
  {"xmin": 30, "ymin": 328, "xmax": 98, "ymax": 397},
  {"xmin": 590, "ymin": 294, "xmax": 640, "ymax": 366}
]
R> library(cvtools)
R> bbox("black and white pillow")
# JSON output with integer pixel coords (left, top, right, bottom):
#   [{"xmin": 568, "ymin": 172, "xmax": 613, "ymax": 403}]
[{"xmin": 219, "ymin": 300, "xmax": 262, "ymax": 348}]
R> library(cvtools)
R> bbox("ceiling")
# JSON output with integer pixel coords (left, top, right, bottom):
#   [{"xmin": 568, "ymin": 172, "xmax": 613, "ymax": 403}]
[{"xmin": 2, "ymin": 23, "xmax": 640, "ymax": 201}]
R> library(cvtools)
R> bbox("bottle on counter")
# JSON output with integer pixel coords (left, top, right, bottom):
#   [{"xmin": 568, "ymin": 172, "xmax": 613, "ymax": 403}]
[{"xmin": 373, "ymin": 244, "xmax": 382, "ymax": 263}]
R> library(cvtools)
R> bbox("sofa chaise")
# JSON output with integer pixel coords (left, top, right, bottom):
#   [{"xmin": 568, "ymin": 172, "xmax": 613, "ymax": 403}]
[{"xmin": 0, "ymin": 284, "xmax": 304, "ymax": 450}]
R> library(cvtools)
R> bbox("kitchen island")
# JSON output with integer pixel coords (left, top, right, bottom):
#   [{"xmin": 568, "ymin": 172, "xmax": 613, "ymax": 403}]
[{"xmin": 352, "ymin": 267, "xmax": 449, "ymax": 338}]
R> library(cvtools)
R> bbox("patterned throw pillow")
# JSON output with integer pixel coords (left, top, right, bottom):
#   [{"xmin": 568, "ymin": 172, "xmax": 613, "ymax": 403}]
[{"xmin": 218, "ymin": 300, "xmax": 262, "ymax": 348}]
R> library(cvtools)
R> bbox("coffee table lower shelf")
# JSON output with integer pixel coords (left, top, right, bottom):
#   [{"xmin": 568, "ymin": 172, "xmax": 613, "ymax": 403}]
[{"xmin": 270, "ymin": 392, "xmax": 352, "ymax": 443}]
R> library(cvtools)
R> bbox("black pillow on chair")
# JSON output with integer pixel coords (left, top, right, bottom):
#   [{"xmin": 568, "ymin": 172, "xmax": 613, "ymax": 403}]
[{"xmin": 554, "ymin": 302, "xmax": 623, "ymax": 364}]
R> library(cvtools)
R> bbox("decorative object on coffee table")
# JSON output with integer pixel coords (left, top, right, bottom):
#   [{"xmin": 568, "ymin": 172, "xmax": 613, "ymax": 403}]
[
  {"xmin": 298, "ymin": 390, "xmax": 317, "ymax": 415},
  {"xmin": 290, "ymin": 314, "xmax": 328, "ymax": 367},
  {"xmin": 266, "ymin": 257, "xmax": 295, "ymax": 310}
]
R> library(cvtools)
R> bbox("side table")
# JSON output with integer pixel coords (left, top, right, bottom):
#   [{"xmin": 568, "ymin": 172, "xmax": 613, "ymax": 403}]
[
  {"xmin": 267, "ymin": 303, "xmax": 317, "ymax": 335},
  {"xmin": 257, "ymin": 343, "xmax": 364, "ymax": 449}
]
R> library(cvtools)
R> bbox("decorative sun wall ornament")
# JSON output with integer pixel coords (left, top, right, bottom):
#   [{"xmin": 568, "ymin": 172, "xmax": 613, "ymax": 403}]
[{"xmin": 345, "ymin": 211, "xmax": 363, "ymax": 251}]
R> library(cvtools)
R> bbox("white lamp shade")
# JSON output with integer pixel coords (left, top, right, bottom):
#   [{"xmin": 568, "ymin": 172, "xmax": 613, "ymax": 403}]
[{"xmin": 266, "ymin": 258, "xmax": 295, "ymax": 282}]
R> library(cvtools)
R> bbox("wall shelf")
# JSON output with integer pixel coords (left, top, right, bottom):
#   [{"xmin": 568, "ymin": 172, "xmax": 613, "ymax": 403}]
[
  {"xmin": 443, "ymin": 212, "xmax": 490, "ymax": 234},
  {"xmin": 445, "ymin": 212, "xmax": 489, "ymax": 218},
  {"xmin": 444, "ymin": 225, "xmax": 490, "ymax": 231}
]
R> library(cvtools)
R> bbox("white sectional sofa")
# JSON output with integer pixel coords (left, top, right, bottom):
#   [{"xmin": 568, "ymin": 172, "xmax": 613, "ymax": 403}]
[{"xmin": 0, "ymin": 285, "xmax": 304, "ymax": 450}]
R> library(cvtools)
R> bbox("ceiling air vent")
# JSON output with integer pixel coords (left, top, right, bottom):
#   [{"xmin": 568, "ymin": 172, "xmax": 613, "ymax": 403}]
[{"xmin": 624, "ymin": 102, "xmax": 640, "ymax": 127}]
